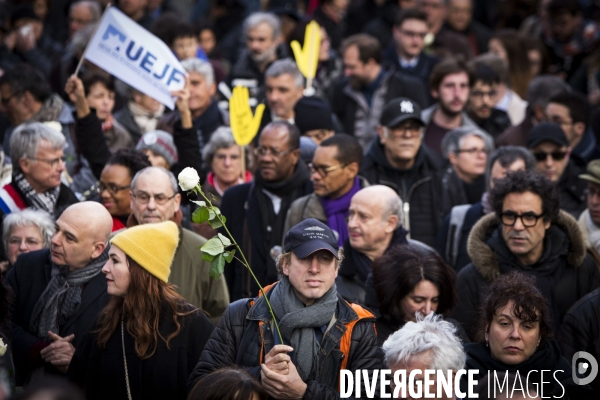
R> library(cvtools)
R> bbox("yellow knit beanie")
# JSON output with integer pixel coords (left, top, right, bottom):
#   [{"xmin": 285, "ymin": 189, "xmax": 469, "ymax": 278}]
[{"xmin": 110, "ymin": 221, "xmax": 179, "ymax": 283}]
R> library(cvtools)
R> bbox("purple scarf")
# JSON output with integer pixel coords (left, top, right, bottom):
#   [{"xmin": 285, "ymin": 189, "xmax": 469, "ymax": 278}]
[{"xmin": 320, "ymin": 178, "xmax": 361, "ymax": 246}]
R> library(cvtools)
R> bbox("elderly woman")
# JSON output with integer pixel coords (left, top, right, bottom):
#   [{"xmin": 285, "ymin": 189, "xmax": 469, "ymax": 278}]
[
  {"xmin": 370, "ymin": 243, "xmax": 464, "ymax": 345},
  {"xmin": 1, "ymin": 209, "xmax": 53, "ymax": 274},
  {"xmin": 461, "ymin": 271, "xmax": 575, "ymax": 398},
  {"xmin": 201, "ymin": 127, "xmax": 252, "ymax": 205},
  {"xmin": 441, "ymin": 127, "xmax": 494, "ymax": 204},
  {"xmin": 68, "ymin": 221, "xmax": 214, "ymax": 400}
]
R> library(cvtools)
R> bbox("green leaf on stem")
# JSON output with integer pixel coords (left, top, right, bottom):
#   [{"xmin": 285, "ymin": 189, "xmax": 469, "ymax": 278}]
[
  {"xmin": 208, "ymin": 209, "xmax": 216, "ymax": 220},
  {"xmin": 201, "ymin": 237, "xmax": 224, "ymax": 256},
  {"xmin": 209, "ymin": 254, "xmax": 225, "ymax": 279},
  {"xmin": 201, "ymin": 252, "xmax": 215, "ymax": 262},
  {"xmin": 218, "ymin": 233, "xmax": 232, "ymax": 247},
  {"xmin": 192, "ymin": 207, "xmax": 210, "ymax": 224},
  {"xmin": 208, "ymin": 218, "xmax": 223, "ymax": 229},
  {"xmin": 223, "ymin": 249, "xmax": 236, "ymax": 263}
]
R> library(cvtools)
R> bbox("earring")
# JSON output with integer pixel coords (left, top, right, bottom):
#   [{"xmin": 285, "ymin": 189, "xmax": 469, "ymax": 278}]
[{"xmin": 485, "ymin": 340, "xmax": 489, "ymax": 348}]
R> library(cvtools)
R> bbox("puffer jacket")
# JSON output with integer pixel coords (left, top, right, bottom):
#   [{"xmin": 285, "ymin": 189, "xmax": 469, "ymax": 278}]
[
  {"xmin": 454, "ymin": 211, "xmax": 600, "ymax": 338},
  {"xmin": 188, "ymin": 286, "xmax": 384, "ymax": 399},
  {"xmin": 360, "ymin": 141, "xmax": 467, "ymax": 247}
]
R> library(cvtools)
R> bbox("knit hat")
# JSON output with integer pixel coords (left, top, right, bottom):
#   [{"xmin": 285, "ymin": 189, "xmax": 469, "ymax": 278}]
[
  {"xmin": 110, "ymin": 221, "xmax": 179, "ymax": 283},
  {"xmin": 294, "ymin": 97, "xmax": 334, "ymax": 134},
  {"xmin": 135, "ymin": 130, "xmax": 178, "ymax": 167}
]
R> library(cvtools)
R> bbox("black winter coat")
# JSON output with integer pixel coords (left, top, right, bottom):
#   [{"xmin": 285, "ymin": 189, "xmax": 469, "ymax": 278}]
[
  {"xmin": 220, "ymin": 179, "xmax": 313, "ymax": 301},
  {"xmin": 454, "ymin": 212, "xmax": 600, "ymax": 339},
  {"xmin": 188, "ymin": 288, "xmax": 384, "ymax": 399},
  {"xmin": 5, "ymin": 249, "xmax": 109, "ymax": 385},
  {"xmin": 559, "ymin": 287, "xmax": 600, "ymax": 394},
  {"xmin": 360, "ymin": 142, "xmax": 467, "ymax": 247},
  {"xmin": 68, "ymin": 302, "xmax": 212, "ymax": 400},
  {"xmin": 558, "ymin": 158, "xmax": 587, "ymax": 219}
]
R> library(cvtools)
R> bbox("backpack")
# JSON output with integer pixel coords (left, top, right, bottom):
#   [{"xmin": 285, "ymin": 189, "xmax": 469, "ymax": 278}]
[{"xmin": 444, "ymin": 204, "xmax": 471, "ymax": 267}]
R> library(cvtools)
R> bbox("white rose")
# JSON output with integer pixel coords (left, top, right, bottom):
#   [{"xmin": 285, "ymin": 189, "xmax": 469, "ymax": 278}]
[
  {"xmin": 0, "ymin": 337, "xmax": 6, "ymax": 357},
  {"xmin": 178, "ymin": 167, "xmax": 200, "ymax": 191}
]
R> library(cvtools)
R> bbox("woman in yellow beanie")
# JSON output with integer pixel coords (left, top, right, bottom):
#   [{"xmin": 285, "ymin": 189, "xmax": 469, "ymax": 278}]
[{"xmin": 68, "ymin": 221, "xmax": 214, "ymax": 400}]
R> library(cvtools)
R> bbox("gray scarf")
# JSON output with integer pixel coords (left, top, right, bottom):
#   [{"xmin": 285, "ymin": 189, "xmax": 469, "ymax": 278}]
[
  {"xmin": 267, "ymin": 277, "xmax": 338, "ymax": 381},
  {"xmin": 30, "ymin": 248, "xmax": 109, "ymax": 341},
  {"xmin": 13, "ymin": 172, "xmax": 59, "ymax": 216}
]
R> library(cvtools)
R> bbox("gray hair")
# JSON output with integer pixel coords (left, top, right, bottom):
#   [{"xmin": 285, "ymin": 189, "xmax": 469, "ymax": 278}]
[
  {"xmin": 131, "ymin": 166, "xmax": 178, "ymax": 194},
  {"xmin": 244, "ymin": 12, "xmax": 281, "ymax": 40},
  {"xmin": 441, "ymin": 126, "xmax": 495, "ymax": 158},
  {"xmin": 3, "ymin": 208, "xmax": 54, "ymax": 255},
  {"xmin": 181, "ymin": 58, "xmax": 215, "ymax": 87},
  {"xmin": 10, "ymin": 123, "xmax": 66, "ymax": 173},
  {"xmin": 382, "ymin": 313, "xmax": 466, "ymax": 371},
  {"xmin": 383, "ymin": 192, "xmax": 404, "ymax": 228},
  {"xmin": 265, "ymin": 58, "xmax": 304, "ymax": 88},
  {"xmin": 202, "ymin": 127, "xmax": 239, "ymax": 166},
  {"xmin": 70, "ymin": 1, "xmax": 101, "ymax": 22},
  {"xmin": 526, "ymin": 75, "xmax": 571, "ymax": 108}
]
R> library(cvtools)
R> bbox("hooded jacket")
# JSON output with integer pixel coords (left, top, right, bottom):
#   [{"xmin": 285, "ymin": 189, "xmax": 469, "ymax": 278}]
[
  {"xmin": 360, "ymin": 141, "xmax": 467, "ymax": 247},
  {"xmin": 454, "ymin": 211, "xmax": 600, "ymax": 338}
]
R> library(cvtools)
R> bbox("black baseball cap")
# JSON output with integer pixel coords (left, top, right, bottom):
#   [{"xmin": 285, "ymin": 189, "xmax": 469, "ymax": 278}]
[
  {"xmin": 526, "ymin": 123, "xmax": 569, "ymax": 149},
  {"xmin": 379, "ymin": 97, "xmax": 424, "ymax": 128},
  {"xmin": 283, "ymin": 218, "xmax": 339, "ymax": 259}
]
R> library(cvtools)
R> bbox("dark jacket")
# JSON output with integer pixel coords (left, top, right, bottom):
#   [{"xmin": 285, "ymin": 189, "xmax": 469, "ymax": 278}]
[
  {"xmin": 454, "ymin": 211, "xmax": 600, "ymax": 339},
  {"xmin": 188, "ymin": 286, "xmax": 384, "ymax": 399},
  {"xmin": 495, "ymin": 108, "xmax": 535, "ymax": 147},
  {"xmin": 113, "ymin": 105, "xmax": 143, "ymax": 145},
  {"xmin": 360, "ymin": 141, "xmax": 467, "ymax": 247},
  {"xmin": 68, "ymin": 302, "xmax": 214, "ymax": 400},
  {"xmin": 558, "ymin": 158, "xmax": 587, "ymax": 219},
  {"xmin": 219, "ymin": 178, "xmax": 313, "ymax": 301},
  {"xmin": 375, "ymin": 316, "xmax": 470, "ymax": 347},
  {"xmin": 330, "ymin": 65, "xmax": 428, "ymax": 146},
  {"xmin": 461, "ymin": 341, "xmax": 578, "ymax": 399},
  {"xmin": 382, "ymin": 45, "xmax": 439, "ymax": 90},
  {"xmin": 470, "ymin": 108, "xmax": 513, "ymax": 140},
  {"xmin": 443, "ymin": 21, "xmax": 492, "ymax": 56},
  {"xmin": 559, "ymin": 287, "xmax": 600, "ymax": 394},
  {"xmin": 5, "ymin": 249, "xmax": 110, "ymax": 385}
]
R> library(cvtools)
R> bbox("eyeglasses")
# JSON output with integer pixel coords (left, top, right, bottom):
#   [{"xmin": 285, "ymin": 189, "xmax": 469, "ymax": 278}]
[
  {"xmin": 387, "ymin": 123, "xmax": 422, "ymax": 137},
  {"xmin": 8, "ymin": 237, "xmax": 42, "ymax": 247},
  {"xmin": 585, "ymin": 187, "xmax": 600, "ymax": 199},
  {"xmin": 548, "ymin": 116, "xmax": 572, "ymax": 126},
  {"xmin": 457, "ymin": 147, "xmax": 489, "ymax": 156},
  {"xmin": 132, "ymin": 191, "xmax": 177, "ymax": 205},
  {"xmin": 308, "ymin": 163, "xmax": 346, "ymax": 178},
  {"xmin": 253, "ymin": 146, "xmax": 294, "ymax": 158},
  {"xmin": 471, "ymin": 90, "xmax": 498, "ymax": 99},
  {"xmin": 532, "ymin": 151, "xmax": 567, "ymax": 162},
  {"xmin": 399, "ymin": 29, "xmax": 428, "ymax": 39},
  {"xmin": 30, "ymin": 157, "xmax": 66, "ymax": 168},
  {"xmin": 500, "ymin": 211, "xmax": 544, "ymax": 227},
  {"xmin": 96, "ymin": 182, "xmax": 130, "ymax": 195}
]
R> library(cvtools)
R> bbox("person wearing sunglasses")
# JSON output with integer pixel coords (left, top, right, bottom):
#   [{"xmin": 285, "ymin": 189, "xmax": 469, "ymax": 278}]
[
  {"xmin": 526, "ymin": 122, "xmax": 587, "ymax": 218},
  {"xmin": 454, "ymin": 169, "xmax": 600, "ymax": 339}
]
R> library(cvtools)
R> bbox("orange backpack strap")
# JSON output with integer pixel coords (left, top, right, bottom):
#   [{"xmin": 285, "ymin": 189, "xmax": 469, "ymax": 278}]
[
  {"xmin": 249, "ymin": 283, "xmax": 277, "ymax": 365},
  {"xmin": 339, "ymin": 303, "xmax": 375, "ymax": 371}
]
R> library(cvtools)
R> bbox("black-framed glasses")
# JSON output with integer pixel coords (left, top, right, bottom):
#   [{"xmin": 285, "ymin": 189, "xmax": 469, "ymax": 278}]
[
  {"xmin": 500, "ymin": 211, "xmax": 544, "ymax": 227},
  {"xmin": 253, "ymin": 146, "xmax": 294, "ymax": 158},
  {"xmin": 532, "ymin": 151, "xmax": 567, "ymax": 162},
  {"xmin": 132, "ymin": 191, "xmax": 177, "ymax": 205},
  {"xmin": 96, "ymin": 182, "xmax": 130, "ymax": 195},
  {"xmin": 308, "ymin": 163, "xmax": 346, "ymax": 178},
  {"xmin": 29, "ymin": 156, "xmax": 66, "ymax": 168}
]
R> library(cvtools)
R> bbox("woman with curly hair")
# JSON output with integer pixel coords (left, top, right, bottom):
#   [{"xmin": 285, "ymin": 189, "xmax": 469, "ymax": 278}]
[{"xmin": 68, "ymin": 221, "xmax": 214, "ymax": 400}]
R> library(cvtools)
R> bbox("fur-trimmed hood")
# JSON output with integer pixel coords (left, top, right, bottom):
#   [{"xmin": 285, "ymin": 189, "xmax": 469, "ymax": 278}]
[{"xmin": 466, "ymin": 210, "xmax": 587, "ymax": 281}]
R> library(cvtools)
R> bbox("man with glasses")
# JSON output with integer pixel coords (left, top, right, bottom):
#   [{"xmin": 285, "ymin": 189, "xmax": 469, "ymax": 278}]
[
  {"xmin": 0, "ymin": 122, "xmax": 78, "ymax": 261},
  {"xmin": 383, "ymin": 8, "xmax": 439, "ymax": 89},
  {"xmin": 127, "ymin": 166, "xmax": 229, "ymax": 324},
  {"xmin": 361, "ymin": 97, "xmax": 466, "ymax": 247},
  {"xmin": 455, "ymin": 169, "xmax": 600, "ymax": 337},
  {"xmin": 526, "ymin": 123, "xmax": 586, "ymax": 218},
  {"xmin": 577, "ymin": 160, "xmax": 600, "ymax": 258},
  {"xmin": 220, "ymin": 121, "xmax": 312, "ymax": 301},
  {"xmin": 284, "ymin": 134, "xmax": 365, "ymax": 245}
]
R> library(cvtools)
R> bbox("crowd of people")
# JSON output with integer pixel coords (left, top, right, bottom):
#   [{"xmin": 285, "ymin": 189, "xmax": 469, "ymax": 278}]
[{"xmin": 0, "ymin": 0, "xmax": 600, "ymax": 399}]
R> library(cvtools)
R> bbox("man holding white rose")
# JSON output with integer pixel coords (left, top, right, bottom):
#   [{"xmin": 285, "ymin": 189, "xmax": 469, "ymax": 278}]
[{"xmin": 126, "ymin": 166, "xmax": 229, "ymax": 324}]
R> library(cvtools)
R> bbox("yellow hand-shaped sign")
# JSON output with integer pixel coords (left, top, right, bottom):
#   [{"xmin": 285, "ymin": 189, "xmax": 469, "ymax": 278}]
[
  {"xmin": 229, "ymin": 86, "xmax": 265, "ymax": 146},
  {"xmin": 291, "ymin": 20, "xmax": 321, "ymax": 82}
]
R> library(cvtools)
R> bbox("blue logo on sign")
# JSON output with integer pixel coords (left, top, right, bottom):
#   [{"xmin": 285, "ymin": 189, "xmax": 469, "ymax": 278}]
[{"xmin": 102, "ymin": 25, "xmax": 126, "ymax": 52}]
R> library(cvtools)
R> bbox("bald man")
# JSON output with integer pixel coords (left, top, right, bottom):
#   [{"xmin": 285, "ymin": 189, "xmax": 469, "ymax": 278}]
[
  {"xmin": 336, "ymin": 186, "xmax": 409, "ymax": 304},
  {"xmin": 6, "ymin": 202, "xmax": 113, "ymax": 385}
]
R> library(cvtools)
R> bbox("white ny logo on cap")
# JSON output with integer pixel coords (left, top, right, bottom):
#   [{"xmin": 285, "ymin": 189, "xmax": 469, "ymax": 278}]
[{"xmin": 400, "ymin": 100, "xmax": 414, "ymax": 113}]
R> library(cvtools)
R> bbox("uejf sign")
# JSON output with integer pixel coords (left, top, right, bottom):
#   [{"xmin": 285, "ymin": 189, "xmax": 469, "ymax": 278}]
[{"xmin": 84, "ymin": 7, "xmax": 185, "ymax": 109}]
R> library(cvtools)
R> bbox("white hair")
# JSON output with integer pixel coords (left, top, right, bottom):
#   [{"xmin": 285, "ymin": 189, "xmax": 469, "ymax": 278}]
[
  {"xmin": 181, "ymin": 58, "xmax": 215, "ymax": 87},
  {"xmin": 3, "ymin": 208, "xmax": 54, "ymax": 254},
  {"xmin": 382, "ymin": 313, "xmax": 466, "ymax": 371},
  {"xmin": 265, "ymin": 58, "xmax": 304, "ymax": 88}
]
